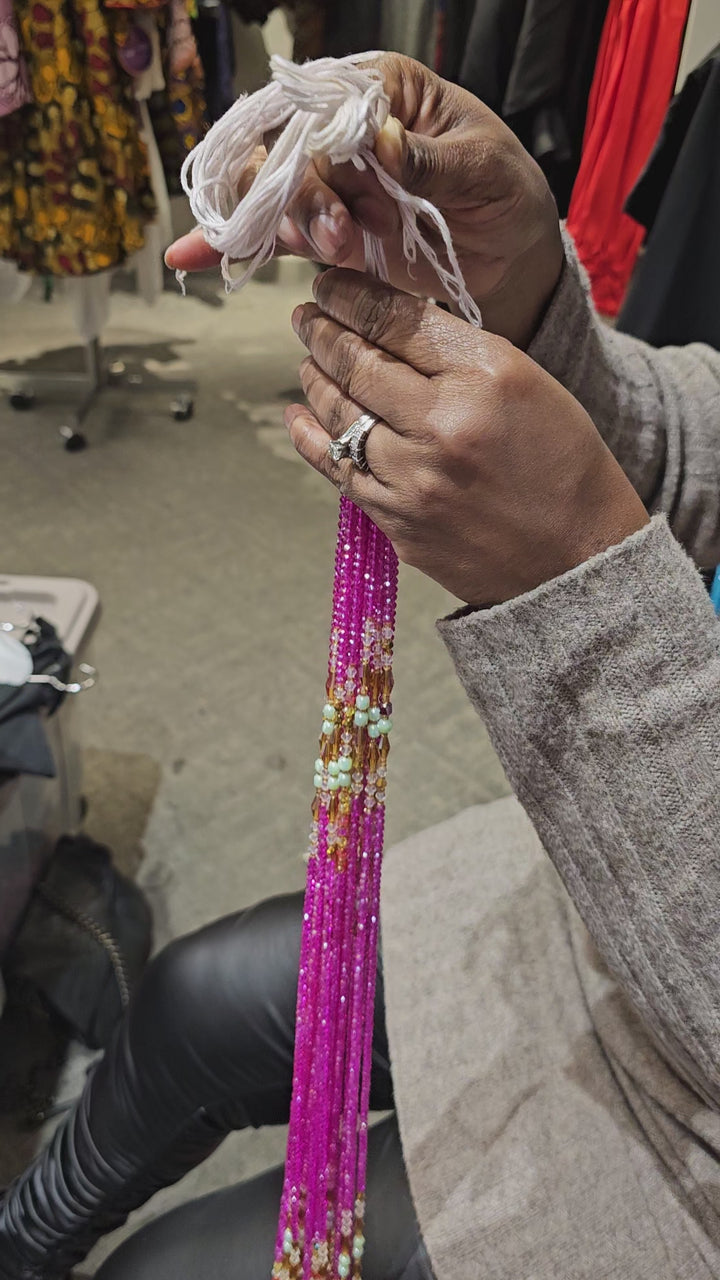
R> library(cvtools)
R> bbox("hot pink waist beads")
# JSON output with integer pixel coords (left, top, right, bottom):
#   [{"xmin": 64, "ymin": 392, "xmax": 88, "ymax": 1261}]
[{"xmin": 180, "ymin": 54, "xmax": 481, "ymax": 1279}]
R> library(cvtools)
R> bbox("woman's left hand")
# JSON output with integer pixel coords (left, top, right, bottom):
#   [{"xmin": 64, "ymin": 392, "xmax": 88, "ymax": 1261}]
[{"xmin": 286, "ymin": 271, "xmax": 649, "ymax": 608}]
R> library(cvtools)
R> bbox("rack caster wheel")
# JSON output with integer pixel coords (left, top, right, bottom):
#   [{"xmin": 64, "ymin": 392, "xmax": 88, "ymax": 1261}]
[
  {"xmin": 60, "ymin": 426, "xmax": 88, "ymax": 452},
  {"xmin": 171, "ymin": 395, "xmax": 194, "ymax": 421},
  {"xmin": 10, "ymin": 390, "xmax": 35, "ymax": 410}
]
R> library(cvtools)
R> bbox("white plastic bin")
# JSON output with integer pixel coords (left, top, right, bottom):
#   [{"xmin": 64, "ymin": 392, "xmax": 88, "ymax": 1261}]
[{"xmin": 0, "ymin": 575, "xmax": 100, "ymax": 960}]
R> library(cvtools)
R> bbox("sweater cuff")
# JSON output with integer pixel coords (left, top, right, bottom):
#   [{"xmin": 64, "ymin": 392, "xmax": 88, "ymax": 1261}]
[
  {"xmin": 437, "ymin": 516, "xmax": 717, "ymax": 748},
  {"xmin": 527, "ymin": 228, "xmax": 595, "ymax": 377}
]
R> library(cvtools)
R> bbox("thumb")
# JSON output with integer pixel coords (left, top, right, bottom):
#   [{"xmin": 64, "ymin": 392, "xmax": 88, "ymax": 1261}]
[{"xmin": 374, "ymin": 115, "xmax": 443, "ymax": 200}]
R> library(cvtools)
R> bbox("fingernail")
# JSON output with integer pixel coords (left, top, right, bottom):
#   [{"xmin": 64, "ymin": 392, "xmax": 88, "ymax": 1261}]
[
  {"xmin": 284, "ymin": 403, "xmax": 303, "ymax": 428},
  {"xmin": 164, "ymin": 232, "xmax": 194, "ymax": 267},
  {"xmin": 309, "ymin": 212, "xmax": 345, "ymax": 260},
  {"xmin": 291, "ymin": 304, "xmax": 304, "ymax": 335},
  {"xmin": 278, "ymin": 214, "xmax": 300, "ymax": 247},
  {"xmin": 375, "ymin": 115, "xmax": 405, "ymax": 172}
]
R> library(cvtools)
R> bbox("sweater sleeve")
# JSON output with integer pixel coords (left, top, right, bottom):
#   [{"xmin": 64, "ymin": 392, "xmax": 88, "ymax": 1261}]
[
  {"xmin": 438, "ymin": 517, "xmax": 720, "ymax": 1109},
  {"xmin": 528, "ymin": 232, "xmax": 720, "ymax": 568}
]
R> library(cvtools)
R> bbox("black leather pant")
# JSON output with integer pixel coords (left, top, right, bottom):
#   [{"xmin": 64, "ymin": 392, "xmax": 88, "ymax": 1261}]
[{"xmin": 0, "ymin": 893, "xmax": 434, "ymax": 1280}]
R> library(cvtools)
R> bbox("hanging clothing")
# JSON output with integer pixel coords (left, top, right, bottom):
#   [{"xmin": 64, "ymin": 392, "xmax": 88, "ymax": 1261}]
[
  {"xmin": 379, "ymin": 0, "xmax": 436, "ymax": 64},
  {"xmin": 322, "ymin": 0, "xmax": 381, "ymax": 57},
  {"xmin": 193, "ymin": 0, "xmax": 235, "ymax": 122},
  {"xmin": 0, "ymin": 0, "xmax": 30, "ymax": 116},
  {"xmin": 617, "ymin": 46, "xmax": 720, "ymax": 349},
  {"xmin": 435, "ymin": 0, "xmax": 476, "ymax": 80},
  {"xmin": 566, "ymin": 0, "xmax": 691, "ymax": 317},
  {"xmin": 458, "ymin": 0, "xmax": 528, "ymax": 112},
  {"xmin": 502, "ymin": 0, "xmax": 609, "ymax": 215},
  {"xmin": 147, "ymin": 8, "xmax": 207, "ymax": 197},
  {"xmin": 286, "ymin": 0, "xmax": 326, "ymax": 62},
  {"xmin": 166, "ymin": 0, "xmax": 199, "ymax": 75},
  {"xmin": 0, "ymin": 0, "xmax": 156, "ymax": 275},
  {"xmin": 449, "ymin": 0, "xmax": 609, "ymax": 217}
]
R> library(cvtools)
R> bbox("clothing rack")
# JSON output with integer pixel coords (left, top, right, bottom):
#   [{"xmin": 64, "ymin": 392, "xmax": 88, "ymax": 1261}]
[{"xmin": 2, "ymin": 337, "xmax": 195, "ymax": 451}]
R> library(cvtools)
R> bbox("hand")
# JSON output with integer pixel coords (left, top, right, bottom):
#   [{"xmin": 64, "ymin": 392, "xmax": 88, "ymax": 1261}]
[
  {"xmin": 284, "ymin": 270, "xmax": 649, "ymax": 608},
  {"xmin": 166, "ymin": 54, "xmax": 563, "ymax": 348}
]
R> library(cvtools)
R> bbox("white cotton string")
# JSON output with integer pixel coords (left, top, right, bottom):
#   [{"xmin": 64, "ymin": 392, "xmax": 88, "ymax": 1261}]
[{"xmin": 180, "ymin": 53, "xmax": 483, "ymax": 327}]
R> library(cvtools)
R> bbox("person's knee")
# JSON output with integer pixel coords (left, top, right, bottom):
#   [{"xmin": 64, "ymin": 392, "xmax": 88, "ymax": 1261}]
[
  {"xmin": 129, "ymin": 894, "xmax": 303, "ymax": 1056},
  {"xmin": 131, "ymin": 916, "xmax": 242, "ymax": 1049}
]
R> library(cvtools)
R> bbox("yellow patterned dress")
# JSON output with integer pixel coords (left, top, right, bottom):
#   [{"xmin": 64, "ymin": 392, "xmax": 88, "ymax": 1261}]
[{"xmin": 0, "ymin": 0, "xmax": 156, "ymax": 274}]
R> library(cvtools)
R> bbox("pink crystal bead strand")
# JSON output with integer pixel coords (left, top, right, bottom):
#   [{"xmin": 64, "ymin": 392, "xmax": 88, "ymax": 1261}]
[
  {"xmin": 335, "ymin": 518, "xmax": 397, "ymax": 1278},
  {"xmin": 274, "ymin": 497, "xmax": 363, "ymax": 1275},
  {"xmin": 354, "ymin": 529, "xmax": 397, "ymax": 1252},
  {"xmin": 273, "ymin": 498, "xmax": 398, "ymax": 1280},
  {"xmin": 275, "ymin": 498, "xmax": 355, "ymax": 1272}
]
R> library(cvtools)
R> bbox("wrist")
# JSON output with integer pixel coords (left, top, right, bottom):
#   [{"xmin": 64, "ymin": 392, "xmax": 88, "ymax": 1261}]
[
  {"xmin": 479, "ymin": 223, "xmax": 565, "ymax": 348},
  {"xmin": 562, "ymin": 467, "xmax": 650, "ymax": 584}
]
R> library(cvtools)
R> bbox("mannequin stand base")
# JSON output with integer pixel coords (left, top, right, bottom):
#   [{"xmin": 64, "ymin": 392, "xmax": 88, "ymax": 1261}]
[{"xmin": 3, "ymin": 338, "xmax": 195, "ymax": 451}]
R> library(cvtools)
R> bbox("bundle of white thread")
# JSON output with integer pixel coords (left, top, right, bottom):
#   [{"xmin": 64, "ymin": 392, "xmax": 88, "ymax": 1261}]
[{"xmin": 180, "ymin": 52, "xmax": 483, "ymax": 326}]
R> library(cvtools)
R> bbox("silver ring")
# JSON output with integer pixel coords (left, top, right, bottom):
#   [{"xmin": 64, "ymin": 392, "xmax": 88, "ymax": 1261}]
[{"xmin": 327, "ymin": 413, "xmax": 378, "ymax": 473}]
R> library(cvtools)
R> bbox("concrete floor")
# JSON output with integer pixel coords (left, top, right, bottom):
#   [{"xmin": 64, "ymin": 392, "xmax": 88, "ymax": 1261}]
[{"xmin": 0, "ymin": 261, "xmax": 509, "ymax": 1272}]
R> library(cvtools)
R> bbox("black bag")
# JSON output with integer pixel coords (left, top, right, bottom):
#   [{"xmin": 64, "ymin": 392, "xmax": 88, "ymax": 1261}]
[
  {"xmin": 0, "ymin": 617, "xmax": 72, "ymax": 780},
  {"xmin": 5, "ymin": 834, "xmax": 153, "ymax": 1049}
]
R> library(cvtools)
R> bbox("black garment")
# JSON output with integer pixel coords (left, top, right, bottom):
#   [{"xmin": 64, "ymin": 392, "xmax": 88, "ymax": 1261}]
[
  {"xmin": 458, "ymin": 0, "xmax": 528, "ymax": 112},
  {"xmin": 618, "ymin": 48, "xmax": 720, "ymax": 350},
  {"xmin": 322, "ymin": 0, "xmax": 381, "ymax": 57},
  {"xmin": 0, "ymin": 892, "xmax": 433, "ymax": 1280},
  {"xmin": 436, "ymin": 0, "xmax": 476, "ymax": 82},
  {"xmin": 5, "ymin": 834, "xmax": 153, "ymax": 1049},
  {"xmin": 193, "ymin": 0, "xmax": 235, "ymax": 124},
  {"xmin": 95, "ymin": 1117, "xmax": 425, "ymax": 1280},
  {"xmin": 456, "ymin": 0, "xmax": 608, "ymax": 215}
]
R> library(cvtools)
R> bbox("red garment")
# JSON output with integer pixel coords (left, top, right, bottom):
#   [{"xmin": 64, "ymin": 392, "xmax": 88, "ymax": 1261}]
[{"xmin": 566, "ymin": 0, "xmax": 690, "ymax": 316}]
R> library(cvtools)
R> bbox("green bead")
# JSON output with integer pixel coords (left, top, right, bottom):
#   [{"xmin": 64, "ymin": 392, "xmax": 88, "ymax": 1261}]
[
  {"xmin": 378, "ymin": 717, "xmax": 392, "ymax": 734},
  {"xmin": 327, "ymin": 775, "xmax": 341, "ymax": 791},
  {"xmin": 352, "ymin": 1235, "xmax": 365, "ymax": 1261},
  {"xmin": 327, "ymin": 760, "xmax": 340, "ymax": 776},
  {"xmin": 338, "ymin": 1254, "xmax": 351, "ymax": 1279},
  {"xmin": 338, "ymin": 755, "xmax": 353, "ymax": 772},
  {"xmin": 322, "ymin": 704, "xmax": 337, "ymax": 721},
  {"xmin": 322, "ymin": 720, "xmax": 335, "ymax": 736},
  {"xmin": 355, "ymin": 693, "xmax": 370, "ymax": 711},
  {"xmin": 313, "ymin": 773, "xmax": 323, "ymax": 789},
  {"xmin": 339, "ymin": 771, "xmax": 352, "ymax": 788},
  {"xmin": 314, "ymin": 758, "xmax": 324, "ymax": 774},
  {"xmin": 354, "ymin": 710, "xmax": 369, "ymax": 728},
  {"xmin": 368, "ymin": 706, "xmax": 381, "ymax": 722},
  {"xmin": 367, "ymin": 724, "xmax": 381, "ymax": 739}
]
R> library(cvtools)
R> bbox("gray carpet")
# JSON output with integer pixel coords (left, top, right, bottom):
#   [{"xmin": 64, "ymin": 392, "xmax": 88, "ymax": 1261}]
[{"xmin": 0, "ymin": 263, "xmax": 509, "ymax": 1272}]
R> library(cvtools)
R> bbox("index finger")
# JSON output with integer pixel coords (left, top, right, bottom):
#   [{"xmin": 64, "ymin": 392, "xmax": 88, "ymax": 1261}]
[{"xmin": 312, "ymin": 269, "xmax": 477, "ymax": 377}]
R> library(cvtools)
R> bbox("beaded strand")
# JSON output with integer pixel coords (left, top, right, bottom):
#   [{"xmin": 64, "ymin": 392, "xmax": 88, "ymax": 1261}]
[{"xmin": 274, "ymin": 497, "xmax": 398, "ymax": 1280}]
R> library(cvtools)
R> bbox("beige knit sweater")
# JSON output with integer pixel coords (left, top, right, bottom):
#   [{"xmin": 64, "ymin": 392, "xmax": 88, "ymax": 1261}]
[{"xmin": 380, "ymin": 238, "xmax": 720, "ymax": 1279}]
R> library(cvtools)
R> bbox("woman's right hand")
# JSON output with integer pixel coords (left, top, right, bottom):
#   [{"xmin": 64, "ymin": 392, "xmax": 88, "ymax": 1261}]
[{"xmin": 166, "ymin": 54, "xmax": 564, "ymax": 349}]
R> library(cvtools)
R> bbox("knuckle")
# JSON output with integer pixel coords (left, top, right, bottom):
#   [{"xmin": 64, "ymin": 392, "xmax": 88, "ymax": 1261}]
[
  {"xmin": 297, "ymin": 305, "xmax": 319, "ymax": 350},
  {"xmin": 412, "ymin": 466, "xmax": 440, "ymax": 508},
  {"xmin": 351, "ymin": 289, "xmax": 393, "ymax": 346},
  {"xmin": 490, "ymin": 346, "xmax": 536, "ymax": 401},
  {"xmin": 299, "ymin": 355, "xmax": 316, "ymax": 388},
  {"xmin": 325, "ymin": 393, "xmax": 347, "ymax": 437},
  {"xmin": 336, "ymin": 465, "xmax": 355, "ymax": 499},
  {"xmin": 329, "ymin": 329, "xmax": 360, "ymax": 393}
]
